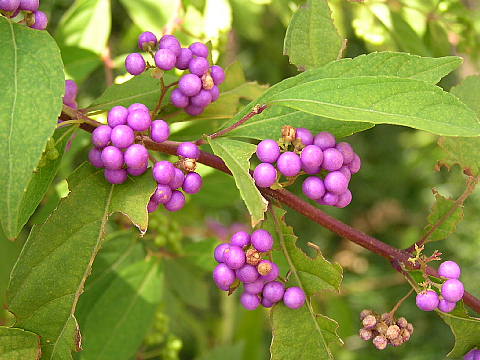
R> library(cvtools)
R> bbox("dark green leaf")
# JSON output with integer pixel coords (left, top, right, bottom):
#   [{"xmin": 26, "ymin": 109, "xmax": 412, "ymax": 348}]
[
  {"xmin": 424, "ymin": 190, "xmax": 464, "ymax": 242},
  {"xmin": 389, "ymin": 11, "xmax": 430, "ymax": 56},
  {"xmin": 61, "ymin": 46, "xmax": 102, "ymax": 83},
  {"xmin": 119, "ymin": 0, "xmax": 178, "ymax": 35},
  {"xmin": 0, "ymin": 327, "xmax": 41, "ymax": 360},
  {"xmin": 196, "ymin": 343, "xmax": 245, "ymax": 360}
]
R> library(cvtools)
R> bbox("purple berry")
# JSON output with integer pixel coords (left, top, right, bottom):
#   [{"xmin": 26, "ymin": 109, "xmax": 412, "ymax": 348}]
[
  {"xmin": 190, "ymin": 89, "xmax": 212, "ymax": 107},
  {"xmin": 88, "ymin": 148, "xmax": 104, "ymax": 168},
  {"xmin": 240, "ymin": 293, "xmax": 260, "ymax": 310},
  {"xmin": 256, "ymin": 139, "xmax": 280, "ymax": 163},
  {"xmin": 101, "ymin": 146, "xmax": 124, "ymax": 170},
  {"xmin": 155, "ymin": 48, "xmax": 177, "ymax": 71},
  {"xmin": 416, "ymin": 290, "xmax": 439, "ymax": 311},
  {"xmin": 104, "ymin": 169, "xmax": 127, "ymax": 184},
  {"xmin": 338, "ymin": 166, "xmax": 352, "ymax": 182},
  {"xmin": 164, "ymin": 190, "xmax": 186, "ymax": 212},
  {"xmin": 125, "ymin": 53, "xmax": 146, "ymax": 75},
  {"xmin": 253, "ymin": 163, "xmax": 277, "ymax": 188},
  {"xmin": 152, "ymin": 184, "xmax": 172, "ymax": 204},
  {"xmin": 244, "ymin": 279, "xmax": 264, "ymax": 294},
  {"xmin": 259, "ymin": 260, "xmax": 279, "ymax": 282},
  {"xmin": 92, "ymin": 125, "xmax": 111, "ymax": 148},
  {"xmin": 210, "ymin": 65, "xmax": 225, "ymax": 85},
  {"xmin": 127, "ymin": 109, "xmax": 151, "ymax": 131},
  {"xmin": 153, "ymin": 161, "xmax": 175, "ymax": 185},
  {"xmin": 189, "ymin": 57, "xmax": 209, "ymax": 76},
  {"xmin": 128, "ymin": 103, "xmax": 149, "ymax": 113},
  {"xmin": 210, "ymin": 86, "xmax": 220, "ymax": 101},
  {"xmin": 319, "ymin": 192, "xmax": 339, "ymax": 206},
  {"xmin": 124, "ymin": 144, "xmax": 148, "ymax": 169},
  {"xmin": 175, "ymin": 48, "xmax": 193, "ymax": 70},
  {"xmin": 251, "ymin": 229, "xmax": 273, "ymax": 252},
  {"xmin": 179, "ymin": 74, "xmax": 202, "ymax": 96},
  {"xmin": 127, "ymin": 165, "xmax": 147, "ymax": 176},
  {"xmin": 441, "ymin": 279, "xmax": 464, "ymax": 302},
  {"xmin": 231, "ymin": 231, "xmax": 250, "ymax": 248},
  {"xmin": 169, "ymin": 168, "xmax": 185, "ymax": 189},
  {"xmin": 349, "ymin": 153, "xmax": 361, "ymax": 174},
  {"xmin": 110, "ymin": 125, "xmax": 135, "ymax": 149},
  {"xmin": 236, "ymin": 264, "xmax": 259, "ymax": 283},
  {"xmin": 296, "ymin": 128, "xmax": 313, "ymax": 146},
  {"xmin": 438, "ymin": 299, "xmax": 456, "ymax": 313},
  {"xmin": 138, "ymin": 31, "xmax": 157, "ymax": 50},
  {"xmin": 313, "ymin": 132, "xmax": 336, "ymax": 150},
  {"xmin": 223, "ymin": 245, "xmax": 246, "ymax": 269},
  {"xmin": 322, "ymin": 148, "xmax": 344, "ymax": 171},
  {"xmin": 30, "ymin": 10, "xmax": 48, "ymax": 30},
  {"xmin": 64, "ymin": 80, "xmax": 78, "ymax": 103},
  {"xmin": 147, "ymin": 198, "xmax": 159, "ymax": 213},
  {"xmin": 438, "ymin": 261, "xmax": 461, "ymax": 280},
  {"xmin": 300, "ymin": 145, "xmax": 323, "ymax": 174},
  {"xmin": 261, "ymin": 297, "xmax": 274, "ymax": 308},
  {"xmin": 185, "ymin": 104, "xmax": 205, "ymax": 116},
  {"xmin": 177, "ymin": 142, "xmax": 200, "ymax": 159},
  {"xmin": 189, "ymin": 42, "xmax": 209, "ymax": 58},
  {"xmin": 277, "ymin": 152, "xmax": 301, "ymax": 177},
  {"xmin": 464, "ymin": 349, "xmax": 480, "ymax": 360},
  {"xmin": 108, "ymin": 106, "xmax": 128, "ymax": 127},
  {"xmin": 159, "ymin": 34, "xmax": 181, "ymax": 56},
  {"xmin": 182, "ymin": 172, "xmax": 203, "ymax": 194},
  {"xmin": 214, "ymin": 243, "xmax": 229, "ymax": 263},
  {"xmin": 302, "ymin": 176, "xmax": 326, "ymax": 200},
  {"xmin": 263, "ymin": 281, "xmax": 285, "ymax": 303},
  {"xmin": 0, "ymin": 0, "xmax": 20, "ymax": 11},
  {"xmin": 336, "ymin": 142, "xmax": 354, "ymax": 164},
  {"xmin": 324, "ymin": 171, "xmax": 349, "ymax": 195},
  {"xmin": 213, "ymin": 263, "xmax": 236, "ymax": 291},
  {"xmin": 151, "ymin": 120, "xmax": 170, "ymax": 143},
  {"xmin": 335, "ymin": 189, "xmax": 352, "ymax": 208},
  {"xmin": 170, "ymin": 88, "xmax": 190, "ymax": 108},
  {"xmin": 283, "ymin": 287, "xmax": 306, "ymax": 309}
]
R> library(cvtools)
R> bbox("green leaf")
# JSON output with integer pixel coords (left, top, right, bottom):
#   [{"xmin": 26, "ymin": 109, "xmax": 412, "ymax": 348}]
[
  {"xmin": 389, "ymin": 11, "xmax": 430, "ymax": 57},
  {"xmin": 0, "ymin": 327, "xmax": 41, "ymax": 360},
  {"xmin": 61, "ymin": 46, "xmax": 102, "ymax": 83},
  {"xmin": 6, "ymin": 163, "xmax": 156, "ymax": 359},
  {"xmin": 268, "ymin": 76, "xmax": 480, "ymax": 137},
  {"xmin": 0, "ymin": 18, "xmax": 65, "ymax": 239},
  {"xmin": 119, "ymin": 0, "xmax": 178, "ymax": 35},
  {"xmin": 284, "ymin": 0, "xmax": 343, "ymax": 70},
  {"xmin": 76, "ymin": 259, "xmax": 163, "ymax": 360},
  {"xmin": 208, "ymin": 138, "xmax": 268, "ymax": 227},
  {"xmin": 56, "ymin": 0, "xmax": 111, "ymax": 54},
  {"xmin": 196, "ymin": 343, "xmax": 245, "ymax": 360},
  {"xmin": 424, "ymin": 21, "xmax": 452, "ymax": 58},
  {"xmin": 423, "ymin": 190, "xmax": 464, "ymax": 242}
]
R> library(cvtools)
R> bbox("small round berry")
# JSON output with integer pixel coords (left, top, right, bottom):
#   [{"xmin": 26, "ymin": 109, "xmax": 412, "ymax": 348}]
[
  {"xmin": 302, "ymin": 176, "xmax": 325, "ymax": 200},
  {"xmin": 147, "ymin": 198, "xmax": 159, "ymax": 213},
  {"xmin": 231, "ymin": 231, "xmax": 250, "ymax": 248},
  {"xmin": 335, "ymin": 189, "xmax": 352, "ymax": 208},
  {"xmin": 179, "ymin": 74, "xmax": 202, "ymax": 96},
  {"xmin": 256, "ymin": 139, "xmax": 280, "ymax": 163},
  {"xmin": 324, "ymin": 171, "xmax": 349, "ymax": 195},
  {"xmin": 246, "ymin": 248, "xmax": 262, "ymax": 266},
  {"xmin": 104, "ymin": 168, "xmax": 127, "ymax": 184},
  {"xmin": 185, "ymin": 104, "xmax": 205, "ymax": 116},
  {"xmin": 464, "ymin": 349, "xmax": 480, "ymax": 360},
  {"xmin": 159, "ymin": 34, "xmax": 181, "ymax": 56},
  {"xmin": 169, "ymin": 168, "xmax": 185, "ymax": 189},
  {"xmin": 189, "ymin": 57, "xmax": 210, "ymax": 76},
  {"xmin": 152, "ymin": 184, "xmax": 172, "ymax": 204},
  {"xmin": 263, "ymin": 281, "xmax": 285, "ymax": 303},
  {"xmin": 110, "ymin": 125, "xmax": 135, "ymax": 149},
  {"xmin": 155, "ymin": 48, "xmax": 177, "ymax": 71},
  {"xmin": 251, "ymin": 229, "xmax": 273, "ymax": 252},
  {"xmin": 372, "ymin": 335, "xmax": 388, "ymax": 350},
  {"xmin": 153, "ymin": 161, "xmax": 175, "ymax": 185},
  {"xmin": 101, "ymin": 146, "xmax": 124, "ymax": 170},
  {"xmin": 177, "ymin": 142, "xmax": 200, "ymax": 159},
  {"xmin": 108, "ymin": 106, "xmax": 128, "ymax": 127},
  {"xmin": 88, "ymin": 148, "xmax": 104, "ymax": 168},
  {"xmin": 240, "ymin": 292, "xmax": 260, "ymax": 310},
  {"xmin": 322, "ymin": 148, "xmax": 343, "ymax": 171},
  {"xmin": 214, "ymin": 243, "xmax": 229, "ymax": 263},
  {"xmin": 438, "ymin": 299, "xmax": 457, "ymax": 313},
  {"xmin": 127, "ymin": 109, "xmax": 151, "ymax": 131},
  {"xmin": 92, "ymin": 125, "xmax": 111, "ymax": 148},
  {"xmin": 386, "ymin": 325, "xmax": 400, "ymax": 340},
  {"xmin": 138, "ymin": 31, "xmax": 157, "ymax": 51},
  {"xmin": 64, "ymin": 80, "xmax": 78, "ymax": 103},
  {"xmin": 338, "ymin": 166, "xmax": 352, "ymax": 182},
  {"xmin": 189, "ymin": 42, "xmax": 209, "ymax": 58},
  {"xmin": 0, "ymin": 0, "xmax": 20, "ymax": 11},
  {"xmin": 223, "ymin": 245, "xmax": 246, "ymax": 270},
  {"xmin": 127, "ymin": 165, "xmax": 147, "ymax": 176},
  {"xmin": 259, "ymin": 260, "xmax": 279, "ymax": 282},
  {"xmin": 125, "ymin": 53, "xmax": 146, "ymax": 76},
  {"xmin": 170, "ymin": 88, "xmax": 190, "ymax": 109},
  {"xmin": 210, "ymin": 65, "xmax": 225, "ymax": 85},
  {"xmin": 244, "ymin": 279, "xmax": 264, "ymax": 294},
  {"xmin": 151, "ymin": 120, "xmax": 170, "ymax": 143},
  {"xmin": 360, "ymin": 309, "xmax": 373, "ymax": 320},
  {"xmin": 438, "ymin": 261, "xmax": 461, "ymax": 280},
  {"xmin": 190, "ymin": 89, "xmax": 212, "ymax": 107},
  {"xmin": 283, "ymin": 287, "xmax": 306, "ymax": 309},
  {"xmin": 300, "ymin": 145, "xmax": 323, "ymax": 174},
  {"xmin": 182, "ymin": 172, "xmax": 203, "ymax": 194},
  {"xmin": 261, "ymin": 297, "xmax": 274, "ymax": 308},
  {"xmin": 359, "ymin": 329, "xmax": 373, "ymax": 341},
  {"xmin": 362, "ymin": 314, "xmax": 377, "ymax": 329},
  {"xmin": 164, "ymin": 190, "xmax": 186, "ymax": 212},
  {"xmin": 30, "ymin": 10, "xmax": 48, "ymax": 30},
  {"xmin": 318, "ymin": 192, "xmax": 339, "ymax": 206},
  {"xmin": 441, "ymin": 279, "xmax": 464, "ymax": 302},
  {"xmin": 213, "ymin": 263, "xmax": 235, "ymax": 291},
  {"xmin": 336, "ymin": 142, "xmax": 354, "ymax": 164},
  {"xmin": 175, "ymin": 48, "xmax": 193, "ymax": 70},
  {"xmin": 253, "ymin": 163, "xmax": 277, "ymax": 188},
  {"xmin": 277, "ymin": 151, "xmax": 302, "ymax": 177},
  {"xmin": 313, "ymin": 132, "xmax": 336, "ymax": 150},
  {"xmin": 128, "ymin": 103, "xmax": 149, "ymax": 113},
  {"xmin": 396, "ymin": 317, "xmax": 408, "ymax": 328},
  {"xmin": 236, "ymin": 264, "xmax": 259, "ymax": 283},
  {"xmin": 349, "ymin": 153, "xmax": 361, "ymax": 174},
  {"xmin": 210, "ymin": 86, "xmax": 220, "ymax": 101},
  {"xmin": 416, "ymin": 290, "xmax": 439, "ymax": 311},
  {"xmin": 124, "ymin": 144, "xmax": 148, "ymax": 169},
  {"xmin": 295, "ymin": 127, "xmax": 313, "ymax": 146}
]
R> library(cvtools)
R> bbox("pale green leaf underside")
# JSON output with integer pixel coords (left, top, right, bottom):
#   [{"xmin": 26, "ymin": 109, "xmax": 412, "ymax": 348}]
[{"xmin": 0, "ymin": 327, "xmax": 41, "ymax": 360}]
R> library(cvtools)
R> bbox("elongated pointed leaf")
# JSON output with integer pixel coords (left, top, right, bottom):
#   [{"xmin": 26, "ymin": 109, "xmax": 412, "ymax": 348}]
[
  {"xmin": 0, "ymin": 18, "xmax": 65, "ymax": 239},
  {"xmin": 0, "ymin": 327, "xmax": 41, "ymax": 360}
]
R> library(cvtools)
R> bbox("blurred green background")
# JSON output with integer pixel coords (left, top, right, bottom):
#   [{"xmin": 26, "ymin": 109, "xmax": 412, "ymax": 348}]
[{"xmin": 2, "ymin": 0, "xmax": 480, "ymax": 359}]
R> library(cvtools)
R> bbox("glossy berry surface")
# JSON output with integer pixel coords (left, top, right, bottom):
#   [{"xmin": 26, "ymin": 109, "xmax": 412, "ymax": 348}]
[
  {"xmin": 283, "ymin": 287, "xmax": 306, "ymax": 309},
  {"xmin": 151, "ymin": 120, "xmax": 170, "ymax": 143},
  {"xmin": 236, "ymin": 264, "xmax": 259, "ymax": 283},
  {"xmin": 189, "ymin": 57, "xmax": 210, "ymax": 76},
  {"xmin": 256, "ymin": 139, "xmax": 280, "ymax": 163},
  {"xmin": 125, "ymin": 53, "xmax": 146, "ymax": 75},
  {"xmin": 335, "ymin": 190, "xmax": 352, "ymax": 208},
  {"xmin": 322, "ymin": 148, "xmax": 344, "ymax": 171},
  {"xmin": 438, "ymin": 261, "xmax": 461, "ymax": 279},
  {"xmin": 170, "ymin": 88, "xmax": 190, "ymax": 108},
  {"xmin": 177, "ymin": 142, "xmax": 200, "ymax": 159},
  {"xmin": 320, "ymin": 192, "xmax": 339, "ymax": 206},
  {"xmin": 138, "ymin": 31, "xmax": 157, "ymax": 50},
  {"xmin": 300, "ymin": 145, "xmax": 323, "ymax": 174},
  {"xmin": 152, "ymin": 185, "xmax": 172, "ymax": 204},
  {"xmin": 30, "ymin": 10, "xmax": 48, "ymax": 30},
  {"xmin": 189, "ymin": 42, "xmax": 209, "ymax": 58},
  {"xmin": 240, "ymin": 293, "xmax": 260, "ymax": 310},
  {"xmin": 210, "ymin": 65, "xmax": 225, "ymax": 85},
  {"xmin": 251, "ymin": 229, "xmax": 273, "ymax": 252},
  {"xmin": 164, "ymin": 190, "xmax": 186, "ymax": 212},
  {"xmin": 155, "ymin": 48, "xmax": 177, "ymax": 70},
  {"xmin": 175, "ymin": 48, "xmax": 193, "ymax": 70},
  {"xmin": 108, "ymin": 106, "xmax": 128, "ymax": 127},
  {"xmin": 324, "ymin": 171, "xmax": 349, "ymax": 195},
  {"xmin": 88, "ymin": 148, "xmax": 104, "ymax": 168},
  {"xmin": 159, "ymin": 34, "xmax": 181, "ymax": 56},
  {"xmin": 349, "ymin": 153, "xmax": 362, "ymax": 174},
  {"xmin": 169, "ymin": 168, "xmax": 185, "ymax": 190},
  {"xmin": 277, "ymin": 151, "xmax": 301, "ymax": 177},
  {"xmin": 92, "ymin": 125, "xmax": 111, "ymax": 148},
  {"xmin": 302, "ymin": 176, "xmax": 325, "ymax": 200},
  {"xmin": 253, "ymin": 163, "xmax": 277, "ymax": 188},
  {"xmin": 182, "ymin": 172, "xmax": 203, "ymax": 194},
  {"xmin": 127, "ymin": 109, "xmax": 151, "ymax": 131},
  {"xmin": 231, "ymin": 231, "xmax": 250, "ymax": 248},
  {"xmin": 336, "ymin": 142, "xmax": 354, "ymax": 164},
  {"xmin": 244, "ymin": 279, "xmax": 264, "ymax": 294},
  {"xmin": 213, "ymin": 263, "xmax": 235, "ymax": 291},
  {"xmin": 179, "ymin": 74, "xmax": 202, "ymax": 96},
  {"xmin": 214, "ymin": 243, "xmax": 229, "ymax": 263},
  {"xmin": 313, "ymin": 132, "xmax": 336, "ymax": 150},
  {"xmin": 223, "ymin": 245, "xmax": 246, "ymax": 269},
  {"xmin": 110, "ymin": 125, "xmax": 135, "ymax": 149},
  {"xmin": 104, "ymin": 169, "xmax": 127, "ymax": 184},
  {"xmin": 295, "ymin": 127, "xmax": 313, "ymax": 146},
  {"xmin": 190, "ymin": 90, "xmax": 212, "ymax": 107},
  {"xmin": 263, "ymin": 281, "xmax": 285, "ymax": 303},
  {"xmin": 153, "ymin": 161, "xmax": 175, "ymax": 185},
  {"xmin": 441, "ymin": 279, "xmax": 464, "ymax": 302},
  {"xmin": 101, "ymin": 146, "xmax": 123, "ymax": 170},
  {"xmin": 438, "ymin": 299, "xmax": 456, "ymax": 313},
  {"xmin": 416, "ymin": 290, "xmax": 439, "ymax": 311},
  {"xmin": 0, "ymin": 0, "xmax": 20, "ymax": 11}
]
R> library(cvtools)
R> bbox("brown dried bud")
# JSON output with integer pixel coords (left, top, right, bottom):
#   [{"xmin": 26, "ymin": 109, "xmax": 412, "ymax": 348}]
[
  {"xmin": 406, "ymin": 323, "xmax": 414, "ymax": 334},
  {"xmin": 375, "ymin": 322, "xmax": 388, "ymax": 335},
  {"xmin": 281, "ymin": 125, "xmax": 296, "ymax": 143},
  {"xmin": 400, "ymin": 328, "xmax": 411, "ymax": 342},
  {"xmin": 362, "ymin": 315, "xmax": 377, "ymax": 330},
  {"xmin": 386, "ymin": 325, "xmax": 400, "ymax": 340},
  {"xmin": 360, "ymin": 309, "xmax": 373, "ymax": 320},
  {"xmin": 390, "ymin": 336, "xmax": 404, "ymax": 347},
  {"xmin": 257, "ymin": 261, "xmax": 272, "ymax": 276},
  {"xmin": 201, "ymin": 72, "xmax": 214, "ymax": 90},
  {"xmin": 246, "ymin": 248, "xmax": 262, "ymax": 266},
  {"xmin": 396, "ymin": 317, "xmax": 408, "ymax": 329},
  {"xmin": 182, "ymin": 158, "xmax": 197, "ymax": 172},
  {"xmin": 373, "ymin": 335, "xmax": 388, "ymax": 350},
  {"xmin": 380, "ymin": 313, "xmax": 393, "ymax": 325},
  {"xmin": 359, "ymin": 328, "xmax": 373, "ymax": 341}
]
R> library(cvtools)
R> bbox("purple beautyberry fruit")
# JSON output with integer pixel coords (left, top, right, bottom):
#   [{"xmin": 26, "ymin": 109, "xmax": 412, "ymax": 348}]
[
  {"xmin": 169, "ymin": 168, "xmax": 185, "ymax": 189},
  {"xmin": 177, "ymin": 142, "xmax": 200, "ymax": 159},
  {"xmin": 256, "ymin": 139, "xmax": 280, "ymax": 163},
  {"xmin": 236, "ymin": 264, "xmax": 260, "ymax": 283},
  {"xmin": 64, "ymin": 80, "xmax": 78, "ymax": 103},
  {"xmin": 127, "ymin": 109, "xmax": 151, "ymax": 131},
  {"xmin": 336, "ymin": 142, "xmax": 355, "ymax": 164},
  {"xmin": 263, "ymin": 281, "xmax": 285, "ymax": 303},
  {"xmin": 104, "ymin": 169, "xmax": 127, "ymax": 184},
  {"xmin": 300, "ymin": 145, "xmax": 323, "ymax": 174},
  {"xmin": 240, "ymin": 292, "xmax": 260, "ymax": 310},
  {"xmin": 185, "ymin": 104, "xmax": 205, "ymax": 116},
  {"xmin": 108, "ymin": 106, "xmax": 128, "ymax": 127},
  {"xmin": 295, "ymin": 127, "xmax": 313, "ymax": 146},
  {"xmin": 319, "ymin": 192, "xmax": 339, "ymax": 206},
  {"xmin": 441, "ymin": 279, "xmax": 464, "ymax": 302},
  {"xmin": 125, "ymin": 53, "xmax": 146, "ymax": 76},
  {"xmin": 253, "ymin": 163, "xmax": 277, "ymax": 188},
  {"xmin": 189, "ymin": 42, "xmax": 209, "ymax": 58},
  {"xmin": 231, "ymin": 231, "xmax": 250, "ymax": 248},
  {"xmin": 438, "ymin": 261, "xmax": 461, "ymax": 280},
  {"xmin": 138, "ymin": 31, "xmax": 157, "ymax": 51},
  {"xmin": 152, "ymin": 184, "xmax": 172, "ymax": 204},
  {"xmin": 302, "ymin": 176, "xmax": 326, "ymax": 200},
  {"xmin": 213, "ymin": 263, "xmax": 235, "ymax": 291},
  {"xmin": 438, "ymin": 299, "xmax": 456, "ymax": 313},
  {"xmin": 88, "ymin": 148, "xmax": 104, "ymax": 168},
  {"xmin": 259, "ymin": 260, "xmax": 279, "ymax": 282},
  {"xmin": 164, "ymin": 190, "xmax": 186, "ymax": 212},
  {"xmin": 147, "ymin": 198, "xmax": 159, "ymax": 213},
  {"xmin": 214, "ymin": 243, "xmax": 229, "ymax": 263},
  {"xmin": 283, "ymin": 286, "xmax": 306, "ymax": 309},
  {"xmin": 92, "ymin": 125, "xmax": 111, "ymax": 148},
  {"xmin": 124, "ymin": 144, "xmax": 148, "ymax": 169},
  {"xmin": 101, "ymin": 146, "xmax": 124, "ymax": 170},
  {"xmin": 261, "ymin": 297, "xmax": 274, "ymax": 308},
  {"xmin": 349, "ymin": 153, "xmax": 361, "ymax": 174},
  {"xmin": 416, "ymin": 290, "xmax": 439, "ymax": 311},
  {"xmin": 322, "ymin": 148, "xmax": 344, "ymax": 171},
  {"xmin": 338, "ymin": 166, "xmax": 352, "ymax": 182},
  {"xmin": 159, "ymin": 34, "xmax": 181, "ymax": 56},
  {"xmin": 210, "ymin": 65, "xmax": 225, "ymax": 85},
  {"xmin": 210, "ymin": 85, "xmax": 220, "ymax": 101},
  {"xmin": 189, "ymin": 57, "xmax": 210, "ymax": 76},
  {"xmin": 0, "ymin": 0, "xmax": 20, "ymax": 12},
  {"xmin": 153, "ymin": 161, "xmax": 175, "ymax": 185},
  {"xmin": 127, "ymin": 165, "xmax": 147, "ymax": 176},
  {"xmin": 464, "ymin": 349, "xmax": 480, "ymax": 360},
  {"xmin": 324, "ymin": 171, "xmax": 349, "ymax": 195},
  {"xmin": 277, "ymin": 151, "xmax": 301, "ymax": 177},
  {"xmin": 244, "ymin": 279, "xmax": 264, "ymax": 294},
  {"xmin": 155, "ymin": 48, "xmax": 177, "ymax": 71},
  {"xmin": 30, "ymin": 10, "xmax": 48, "ymax": 30},
  {"xmin": 179, "ymin": 74, "xmax": 202, "ymax": 96},
  {"xmin": 128, "ymin": 103, "xmax": 149, "ymax": 113},
  {"xmin": 151, "ymin": 120, "xmax": 170, "ymax": 143},
  {"xmin": 170, "ymin": 88, "xmax": 190, "ymax": 108},
  {"xmin": 335, "ymin": 189, "xmax": 352, "ymax": 208},
  {"xmin": 110, "ymin": 125, "xmax": 135, "ymax": 149},
  {"xmin": 191, "ymin": 89, "xmax": 212, "ymax": 108},
  {"xmin": 223, "ymin": 245, "xmax": 246, "ymax": 270},
  {"xmin": 182, "ymin": 172, "xmax": 203, "ymax": 194},
  {"xmin": 251, "ymin": 229, "xmax": 273, "ymax": 252},
  {"xmin": 313, "ymin": 132, "xmax": 336, "ymax": 150},
  {"xmin": 175, "ymin": 48, "xmax": 193, "ymax": 70}
]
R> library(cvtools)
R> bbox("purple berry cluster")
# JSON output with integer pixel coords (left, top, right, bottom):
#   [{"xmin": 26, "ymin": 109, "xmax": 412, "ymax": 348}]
[
  {"xmin": 359, "ymin": 310, "xmax": 414, "ymax": 349},
  {"xmin": 415, "ymin": 260, "xmax": 464, "ymax": 312},
  {"xmin": 88, "ymin": 103, "xmax": 203, "ymax": 212},
  {"xmin": 63, "ymin": 80, "xmax": 78, "ymax": 109},
  {"xmin": 0, "ymin": 0, "xmax": 48, "ymax": 30},
  {"xmin": 213, "ymin": 229, "xmax": 306, "ymax": 311},
  {"xmin": 125, "ymin": 32, "xmax": 225, "ymax": 116},
  {"xmin": 465, "ymin": 349, "xmax": 480, "ymax": 360},
  {"xmin": 253, "ymin": 126, "xmax": 361, "ymax": 208}
]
